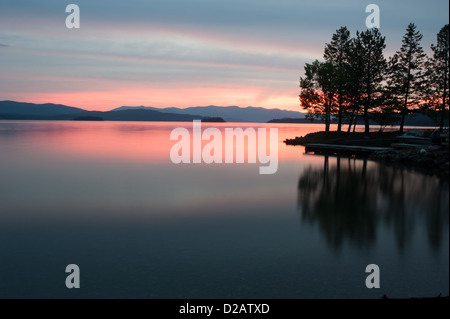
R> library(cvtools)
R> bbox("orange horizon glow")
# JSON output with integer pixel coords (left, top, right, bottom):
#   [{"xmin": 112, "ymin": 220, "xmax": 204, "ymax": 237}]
[
  {"xmin": 0, "ymin": 22, "xmax": 316, "ymax": 113},
  {"xmin": 0, "ymin": 15, "xmax": 322, "ymax": 113},
  {"xmin": 3, "ymin": 85, "xmax": 303, "ymax": 112}
]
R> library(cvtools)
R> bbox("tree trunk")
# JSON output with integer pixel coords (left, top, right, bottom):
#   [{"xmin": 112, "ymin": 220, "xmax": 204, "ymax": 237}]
[
  {"xmin": 348, "ymin": 96, "xmax": 359, "ymax": 132},
  {"xmin": 365, "ymin": 48, "xmax": 372, "ymax": 135},
  {"xmin": 364, "ymin": 102, "xmax": 370, "ymax": 134},
  {"xmin": 400, "ymin": 59, "xmax": 412, "ymax": 133},
  {"xmin": 399, "ymin": 98, "xmax": 407, "ymax": 133},
  {"xmin": 440, "ymin": 67, "xmax": 448, "ymax": 130},
  {"xmin": 337, "ymin": 106, "xmax": 342, "ymax": 132},
  {"xmin": 353, "ymin": 113, "xmax": 358, "ymax": 132},
  {"xmin": 399, "ymin": 111, "xmax": 405, "ymax": 133},
  {"xmin": 347, "ymin": 110, "xmax": 354, "ymax": 133}
]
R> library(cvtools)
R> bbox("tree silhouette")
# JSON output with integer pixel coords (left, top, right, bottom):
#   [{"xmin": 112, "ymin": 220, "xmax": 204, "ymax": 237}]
[
  {"xmin": 345, "ymin": 37, "xmax": 366, "ymax": 132},
  {"xmin": 298, "ymin": 24, "xmax": 449, "ymax": 132},
  {"xmin": 299, "ymin": 60, "xmax": 336, "ymax": 134},
  {"xmin": 387, "ymin": 23, "xmax": 427, "ymax": 132},
  {"xmin": 324, "ymin": 26, "xmax": 352, "ymax": 132},
  {"xmin": 427, "ymin": 24, "xmax": 449, "ymax": 130},
  {"xmin": 355, "ymin": 28, "xmax": 387, "ymax": 134}
]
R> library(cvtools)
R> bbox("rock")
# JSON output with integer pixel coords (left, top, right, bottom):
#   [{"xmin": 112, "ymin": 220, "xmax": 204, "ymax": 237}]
[{"xmin": 369, "ymin": 146, "xmax": 449, "ymax": 178}]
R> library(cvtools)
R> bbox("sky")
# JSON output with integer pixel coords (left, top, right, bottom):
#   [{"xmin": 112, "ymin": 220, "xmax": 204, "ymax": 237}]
[{"xmin": 0, "ymin": 0, "xmax": 448, "ymax": 111}]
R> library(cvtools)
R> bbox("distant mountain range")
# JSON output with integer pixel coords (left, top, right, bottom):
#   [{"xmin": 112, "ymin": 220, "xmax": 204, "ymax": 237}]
[
  {"xmin": 0, "ymin": 101, "xmax": 226, "ymax": 122},
  {"xmin": 0, "ymin": 101, "xmax": 305, "ymax": 122},
  {"xmin": 0, "ymin": 101, "xmax": 86, "ymax": 116},
  {"xmin": 112, "ymin": 105, "xmax": 305, "ymax": 122},
  {"xmin": 0, "ymin": 100, "xmax": 442, "ymax": 126}
]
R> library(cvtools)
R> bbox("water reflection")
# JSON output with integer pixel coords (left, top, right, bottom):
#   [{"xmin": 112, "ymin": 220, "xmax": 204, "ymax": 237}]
[
  {"xmin": 297, "ymin": 155, "xmax": 449, "ymax": 253},
  {"xmin": 0, "ymin": 121, "xmax": 447, "ymax": 297}
]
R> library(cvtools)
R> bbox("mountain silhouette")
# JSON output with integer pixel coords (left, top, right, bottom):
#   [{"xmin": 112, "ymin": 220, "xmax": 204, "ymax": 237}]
[
  {"xmin": 0, "ymin": 101, "xmax": 224, "ymax": 122},
  {"xmin": 112, "ymin": 105, "xmax": 305, "ymax": 122},
  {"xmin": 0, "ymin": 100, "xmax": 440, "ymax": 125},
  {"xmin": 0, "ymin": 100, "xmax": 85, "ymax": 116}
]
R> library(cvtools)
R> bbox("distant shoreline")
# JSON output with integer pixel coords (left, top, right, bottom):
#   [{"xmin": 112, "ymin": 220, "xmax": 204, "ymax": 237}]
[
  {"xmin": 0, "ymin": 100, "xmax": 303, "ymax": 123},
  {"xmin": 1, "ymin": 100, "xmax": 446, "ymax": 126}
]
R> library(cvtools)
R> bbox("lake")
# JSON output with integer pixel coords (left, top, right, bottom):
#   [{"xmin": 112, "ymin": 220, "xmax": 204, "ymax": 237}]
[{"xmin": 0, "ymin": 120, "xmax": 448, "ymax": 298}]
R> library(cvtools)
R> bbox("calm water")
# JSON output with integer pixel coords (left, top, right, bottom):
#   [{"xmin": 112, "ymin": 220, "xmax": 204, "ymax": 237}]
[{"xmin": 0, "ymin": 121, "xmax": 448, "ymax": 298}]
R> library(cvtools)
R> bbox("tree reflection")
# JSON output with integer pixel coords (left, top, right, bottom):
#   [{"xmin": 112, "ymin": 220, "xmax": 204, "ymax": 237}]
[{"xmin": 298, "ymin": 156, "xmax": 449, "ymax": 253}]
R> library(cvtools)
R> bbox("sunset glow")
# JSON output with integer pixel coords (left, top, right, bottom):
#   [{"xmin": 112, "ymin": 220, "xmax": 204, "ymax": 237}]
[
  {"xmin": 1, "ymin": 1, "xmax": 447, "ymax": 112},
  {"xmin": 5, "ymin": 85, "xmax": 300, "ymax": 111},
  {"xmin": 0, "ymin": 0, "xmax": 448, "ymax": 301}
]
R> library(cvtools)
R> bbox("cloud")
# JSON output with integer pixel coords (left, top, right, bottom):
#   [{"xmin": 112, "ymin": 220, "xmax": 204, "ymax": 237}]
[
  {"xmin": 2, "ymin": 1, "xmax": 448, "ymax": 49},
  {"xmin": 0, "ymin": 0, "xmax": 448, "ymax": 110}
]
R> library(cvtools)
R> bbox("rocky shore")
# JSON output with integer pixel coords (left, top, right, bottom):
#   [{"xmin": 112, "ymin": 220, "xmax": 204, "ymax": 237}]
[
  {"xmin": 369, "ymin": 147, "xmax": 449, "ymax": 178},
  {"xmin": 284, "ymin": 131, "xmax": 400, "ymax": 147},
  {"xmin": 284, "ymin": 131, "xmax": 449, "ymax": 178}
]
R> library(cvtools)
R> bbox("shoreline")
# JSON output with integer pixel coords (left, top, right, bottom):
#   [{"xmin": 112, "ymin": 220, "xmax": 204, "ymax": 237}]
[{"xmin": 285, "ymin": 131, "xmax": 449, "ymax": 179}]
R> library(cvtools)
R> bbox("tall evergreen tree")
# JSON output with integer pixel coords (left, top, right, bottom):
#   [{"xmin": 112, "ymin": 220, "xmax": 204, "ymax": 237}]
[
  {"xmin": 299, "ymin": 60, "xmax": 336, "ymax": 134},
  {"xmin": 324, "ymin": 26, "xmax": 352, "ymax": 132},
  {"xmin": 355, "ymin": 28, "xmax": 387, "ymax": 134},
  {"xmin": 387, "ymin": 23, "xmax": 427, "ymax": 132},
  {"xmin": 427, "ymin": 24, "xmax": 449, "ymax": 130},
  {"xmin": 345, "ymin": 37, "xmax": 366, "ymax": 132}
]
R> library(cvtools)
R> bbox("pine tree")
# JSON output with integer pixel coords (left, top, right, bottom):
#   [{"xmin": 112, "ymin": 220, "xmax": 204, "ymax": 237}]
[
  {"xmin": 428, "ymin": 24, "xmax": 449, "ymax": 130},
  {"xmin": 387, "ymin": 23, "xmax": 427, "ymax": 132},
  {"xmin": 345, "ymin": 37, "xmax": 366, "ymax": 132},
  {"xmin": 299, "ymin": 60, "xmax": 336, "ymax": 134},
  {"xmin": 324, "ymin": 26, "xmax": 352, "ymax": 132},
  {"xmin": 355, "ymin": 28, "xmax": 387, "ymax": 134}
]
